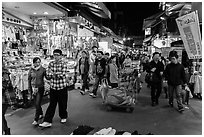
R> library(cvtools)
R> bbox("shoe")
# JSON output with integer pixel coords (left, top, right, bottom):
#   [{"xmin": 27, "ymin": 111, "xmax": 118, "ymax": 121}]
[
  {"xmin": 178, "ymin": 107, "xmax": 184, "ymax": 112},
  {"xmin": 169, "ymin": 103, "xmax": 173, "ymax": 107},
  {"xmin": 39, "ymin": 115, "xmax": 43, "ymax": 119},
  {"xmin": 4, "ymin": 128, "xmax": 10, "ymax": 135},
  {"xmin": 80, "ymin": 90, "xmax": 85, "ymax": 95},
  {"xmin": 39, "ymin": 122, "xmax": 52, "ymax": 128},
  {"xmin": 32, "ymin": 121, "xmax": 38, "ymax": 126},
  {"xmin": 151, "ymin": 102, "xmax": 156, "ymax": 107},
  {"xmin": 89, "ymin": 93, "xmax": 96, "ymax": 98},
  {"xmin": 60, "ymin": 119, "xmax": 67, "ymax": 123}
]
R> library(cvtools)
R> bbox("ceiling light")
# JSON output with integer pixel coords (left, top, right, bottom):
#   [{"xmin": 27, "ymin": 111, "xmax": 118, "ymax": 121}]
[
  {"xmin": 160, "ymin": 17, "xmax": 165, "ymax": 20},
  {"xmin": 44, "ymin": 12, "xmax": 48, "ymax": 15},
  {"xmin": 33, "ymin": 12, "xmax": 37, "ymax": 15}
]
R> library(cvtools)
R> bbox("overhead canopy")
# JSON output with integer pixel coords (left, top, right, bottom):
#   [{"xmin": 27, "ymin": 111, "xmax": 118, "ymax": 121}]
[{"xmin": 142, "ymin": 11, "xmax": 165, "ymax": 30}]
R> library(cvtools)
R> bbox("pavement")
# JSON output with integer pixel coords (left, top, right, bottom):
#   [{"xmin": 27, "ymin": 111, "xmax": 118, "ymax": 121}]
[{"xmin": 5, "ymin": 72, "xmax": 202, "ymax": 135}]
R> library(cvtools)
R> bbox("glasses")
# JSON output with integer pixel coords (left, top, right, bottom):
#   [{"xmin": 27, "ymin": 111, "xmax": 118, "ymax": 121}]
[{"xmin": 54, "ymin": 54, "xmax": 61, "ymax": 56}]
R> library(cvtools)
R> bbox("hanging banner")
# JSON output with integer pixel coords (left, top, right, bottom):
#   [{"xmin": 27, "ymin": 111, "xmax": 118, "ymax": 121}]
[{"xmin": 176, "ymin": 11, "xmax": 202, "ymax": 59}]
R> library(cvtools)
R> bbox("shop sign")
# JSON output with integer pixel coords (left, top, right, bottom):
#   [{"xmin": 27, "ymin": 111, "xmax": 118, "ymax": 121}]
[
  {"xmin": 176, "ymin": 11, "xmax": 202, "ymax": 59},
  {"xmin": 145, "ymin": 28, "xmax": 151, "ymax": 36}
]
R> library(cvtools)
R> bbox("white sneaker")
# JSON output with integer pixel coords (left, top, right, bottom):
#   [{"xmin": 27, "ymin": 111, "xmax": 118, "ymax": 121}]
[
  {"xmin": 32, "ymin": 121, "xmax": 38, "ymax": 126},
  {"xmin": 60, "ymin": 119, "xmax": 67, "ymax": 123},
  {"xmin": 39, "ymin": 122, "xmax": 52, "ymax": 127}
]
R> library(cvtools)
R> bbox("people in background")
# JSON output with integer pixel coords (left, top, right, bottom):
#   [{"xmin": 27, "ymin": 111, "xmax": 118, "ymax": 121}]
[
  {"xmin": 164, "ymin": 50, "xmax": 187, "ymax": 112},
  {"xmin": 78, "ymin": 51, "xmax": 90, "ymax": 95},
  {"xmin": 28, "ymin": 57, "xmax": 47, "ymax": 126},
  {"xmin": 39, "ymin": 49, "xmax": 69, "ymax": 128},
  {"xmin": 147, "ymin": 52, "xmax": 164, "ymax": 106},
  {"xmin": 123, "ymin": 55, "xmax": 132, "ymax": 68},
  {"xmin": 89, "ymin": 51, "xmax": 106, "ymax": 98},
  {"xmin": 106, "ymin": 56, "xmax": 119, "ymax": 88},
  {"xmin": 2, "ymin": 61, "xmax": 16, "ymax": 135}
]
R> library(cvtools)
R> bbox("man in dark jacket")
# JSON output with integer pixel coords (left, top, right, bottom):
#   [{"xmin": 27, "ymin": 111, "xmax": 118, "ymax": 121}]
[
  {"xmin": 78, "ymin": 51, "xmax": 90, "ymax": 95},
  {"xmin": 147, "ymin": 52, "xmax": 164, "ymax": 106},
  {"xmin": 164, "ymin": 50, "xmax": 187, "ymax": 112}
]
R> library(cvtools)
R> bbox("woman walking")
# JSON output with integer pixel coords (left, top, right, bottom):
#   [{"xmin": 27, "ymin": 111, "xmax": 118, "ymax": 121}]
[{"xmin": 28, "ymin": 57, "xmax": 47, "ymax": 126}]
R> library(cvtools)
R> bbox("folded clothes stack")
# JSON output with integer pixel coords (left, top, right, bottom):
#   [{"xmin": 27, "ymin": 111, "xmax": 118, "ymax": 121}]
[{"xmin": 70, "ymin": 125, "xmax": 154, "ymax": 135}]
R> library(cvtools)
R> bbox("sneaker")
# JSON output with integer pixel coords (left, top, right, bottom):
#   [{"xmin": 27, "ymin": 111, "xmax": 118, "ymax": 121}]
[
  {"xmin": 60, "ymin": 119, "xmax": 67, "ymax": 123},
  {"xmin": 39, "ymin": 122, "xmax": 52, "ymax": 128},
  {"xmin": 80, "ymin": 90, "xmax": 85, "ymax": 95},
  {"xmin": 89, "ymin": 93, "xmax": 96, "ymax": 98},
  {"xmin": 39, "ymin": 115, "xmax": 43, "ymax": 119},
  {"xmin": 32, "ymin": 121, "xmax": 38, "ymax": 126}
]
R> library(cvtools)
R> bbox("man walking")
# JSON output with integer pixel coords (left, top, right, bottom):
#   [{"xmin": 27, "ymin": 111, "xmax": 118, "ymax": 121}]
[
  {"xmin": 147, "ymin": 52, "xmax": 164, "ymax": 106},
  {"xmin": 89, "ymin": 51, "xmax": 106, "ymax": 98},
  {"xmin": 39, "ymin": 49, "xmax": 69, "ymax": 128},
  {"xmin": 164, "ymin": 51, "xmax": 187, "ymax": 112}
]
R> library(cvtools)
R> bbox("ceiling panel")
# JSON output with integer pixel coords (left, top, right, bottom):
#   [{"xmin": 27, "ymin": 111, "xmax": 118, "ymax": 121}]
[{"xmin": 2, "ymin": 2, "xmax": 64, "ymax": 16}]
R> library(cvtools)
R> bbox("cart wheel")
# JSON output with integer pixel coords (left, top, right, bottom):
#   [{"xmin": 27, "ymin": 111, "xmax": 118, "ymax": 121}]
[
  {"xmin": 126, "ymin": 107, "xmax": 133, "ymax": 113},
  {"xmin": 106, "ymin": 105, "xmax": 112, "ymax": 111}
]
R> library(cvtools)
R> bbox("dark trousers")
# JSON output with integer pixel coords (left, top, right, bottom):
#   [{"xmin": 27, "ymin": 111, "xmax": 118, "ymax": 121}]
[
  {"xmin": 33, "ymin": 87, "xmax": 44, "ymax": 121},
  {"xmin": 2, "ymin": 104, "xmax": 8, "ymax": 132},
  {"xmin": 81, "ymin": 74, "xmax": 89, "ymax": 91},
  {"xmin": 43, "ymin": 87, "xmax": 68, "ymax": 123},
  {"xmin": 168, "ymin": 85, "xmax": 183, "ymax": 109},
  {"xmin": 151, "ymin": 81, "xmax": 162, "ymax": 103},
  {"xmin": 92, "ymin": 76, "xmax": 103, "ymax": 95}
]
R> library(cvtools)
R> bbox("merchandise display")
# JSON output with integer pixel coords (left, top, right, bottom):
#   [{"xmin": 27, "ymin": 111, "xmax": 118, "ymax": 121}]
[{"xmin": 71, "ymin": 125, "xmax": 153, "ymax": 135}]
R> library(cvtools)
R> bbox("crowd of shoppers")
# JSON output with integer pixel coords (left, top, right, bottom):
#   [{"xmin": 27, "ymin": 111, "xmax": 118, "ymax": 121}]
[{"xmin": 2, "ymin": 47, "xmax": 193, "ymax": 133}]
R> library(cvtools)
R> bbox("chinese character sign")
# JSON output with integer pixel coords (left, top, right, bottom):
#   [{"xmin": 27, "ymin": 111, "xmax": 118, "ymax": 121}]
[{"xmin": 176, "ymin": 11, "xmax": 202, "ymax": 59}]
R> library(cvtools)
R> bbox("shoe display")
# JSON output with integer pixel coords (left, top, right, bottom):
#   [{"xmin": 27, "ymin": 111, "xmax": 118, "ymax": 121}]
[
  {"xmin": 39, "ymin": 122, "xmax": 52, "ymax": 128},
  {"xmin": 61, "ymin": 119, "xmax": 67, "ymax": 123},
  {"xmin": 32, "ymin": 121, "xmax": 38, "ymax": 126}
]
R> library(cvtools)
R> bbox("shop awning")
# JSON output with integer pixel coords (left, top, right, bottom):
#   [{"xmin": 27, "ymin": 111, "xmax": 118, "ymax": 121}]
[{"xmin": 142, "ymin": 11, "xmax": 165, "ymax": 30}]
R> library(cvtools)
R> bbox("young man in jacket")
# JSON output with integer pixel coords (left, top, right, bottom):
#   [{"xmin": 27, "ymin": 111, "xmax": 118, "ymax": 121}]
[
  {"xmin": 78, "ymin": 51, "xmax": 90, "ymax": 95},
  {"xmin": 164, "ymin": 51, "xmax": 187, "ymax": 112},
  {"xmin": 147, "ymin": 52, "xmax": 164, "ymax": 106}
]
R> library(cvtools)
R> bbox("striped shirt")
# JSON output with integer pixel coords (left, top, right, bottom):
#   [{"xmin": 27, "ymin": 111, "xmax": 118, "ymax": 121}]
[{"xmin": 46, "ymin": 60, "xmax": 69, "ymax": 90}]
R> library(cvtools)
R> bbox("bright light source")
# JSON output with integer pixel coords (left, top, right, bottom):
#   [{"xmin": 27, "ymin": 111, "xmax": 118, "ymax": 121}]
[
  {"xmin": 123, "ymin": 38, "xmax": 126, "ymax": 41},
  {"xmin": 33, "ymin": 12, "xmax": 37, "ymax": 15},
  {"xmin": 133, "ymin": 43, "xmax": 135, "ymax": 46},
  {"xmin": 160, "ymin": 17, "xmax": 165, "ymax": 20},
  {"xmin": 128, "ymin": 37, "xmax": 131, "ymax": 40},
  {"xmin": 166, "ymin": 4, "xmax": 171, "ymax": 7},
  {"xmin": 44, "ymin": 12, "xmax": 48, "ymax": 15}
]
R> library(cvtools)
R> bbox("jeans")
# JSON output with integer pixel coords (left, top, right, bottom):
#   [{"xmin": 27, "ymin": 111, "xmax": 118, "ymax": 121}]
[
  {"xmin": 81, "ymin": 74, "xmax": 89, "ymax": 91},
  {"xmin": 2, "ymin": 104, "xmax": 8, "ymax": 132},
  {"xmin": 92, "ymin": 76, "xmax": 103, "ymax": 95},
  {"xmin": 34, "ymin": 87, "xmax": 44, "ymax": 121},
  {"xmin": 168, "ymin": 85, "xmax": 183, "ymax": 109},
  {"xmin": 151, "ymin": 81, "xmax": 162, "ymax": 103},
  {"xmin": 43, "ymin": 87, "xmax": 68, "ymax": 123}
]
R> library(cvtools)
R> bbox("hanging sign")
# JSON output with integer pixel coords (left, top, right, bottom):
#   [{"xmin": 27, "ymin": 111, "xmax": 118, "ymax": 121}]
[{"xmin": 176, "ymin": 11, "xmax": 202, "ymax": 59}]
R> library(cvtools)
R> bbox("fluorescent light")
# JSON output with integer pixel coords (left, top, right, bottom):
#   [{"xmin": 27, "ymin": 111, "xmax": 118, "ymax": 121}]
[
  {"xmin": 160, "ymin": 17, "xmax": 165, "ymax": 20},
  {"xmin": 44, "ymin": 12, "xmax": 48, "ymax": 15}
]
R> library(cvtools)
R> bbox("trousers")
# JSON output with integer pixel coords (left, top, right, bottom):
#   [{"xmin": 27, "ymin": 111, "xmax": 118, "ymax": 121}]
[{"xmin": 43, "ymin": 87, "xmax": 68, "ymax": 123}]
